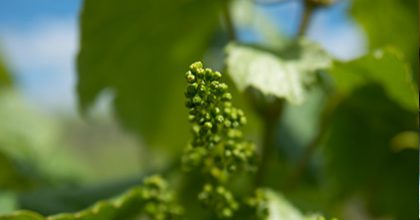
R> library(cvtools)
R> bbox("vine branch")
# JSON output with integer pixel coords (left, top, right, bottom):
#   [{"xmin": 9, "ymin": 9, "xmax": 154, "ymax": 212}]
[
  {"xmin": 285, "ymin": 96, "xmax": 340, "ymax": 189},
  {"xmin": 298, "ymin": 1, "xmax": 315, "ymax": 36},
  {"xmin": 221, "ymin": 0, "xmax": 237, "ymax": 41},
  {"xmin": 254, "ymin": 97, "xmax": 284, "ymax": 186}
]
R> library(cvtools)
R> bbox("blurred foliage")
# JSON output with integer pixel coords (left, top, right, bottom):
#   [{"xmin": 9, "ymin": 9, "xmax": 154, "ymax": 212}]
[
  {"xmin": 331, "ymin": 48, "xmax": 417, "ymax": 112},
  {"xmin": 350, "ymin": 0, "xmax": 419, "ymax": 77},
  {"xmin": 77, "ymin": 0, "xmax": 220, "ymax": 153},
  {"xmin": 0, "ymin": 150, "xmax": 37, "ymax": 191},
  {"xmin": 0, "ymin": 90, "xmax": 83, "ymax": 186},
  {"xmin": 324, "ymin": 50, "xmax": 418, "ymax": 219},
  {"xmin": 0, "ymin": 0, "xmax": 417, "ymax": 219},
  {"xmin": 0, "ymin": 58, "xmax": 12, "ymax": 88},
  {"xmin": 323, "ymin": 85, "xmax": 417, "ymax": 220}
]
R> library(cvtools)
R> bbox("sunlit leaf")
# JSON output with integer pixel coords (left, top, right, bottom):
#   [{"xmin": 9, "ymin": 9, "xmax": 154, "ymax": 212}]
[
  {"xmin": 225, "ymin": 39, "xmax": 331, "ymax": 105},
  {"xmin": 77, "ymin": 0, "xmax": 220, "ymax": 152},
  {"xmin": 265, "ymin": 190, "xmax": 329, "ymax": 220}
]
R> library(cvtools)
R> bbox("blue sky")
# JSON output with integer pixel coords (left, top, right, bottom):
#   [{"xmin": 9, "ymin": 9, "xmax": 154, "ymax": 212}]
[
  {"xmin": 0, "ymin": 0, "xmax": 365, "ymax": 114},
  {"xmin": 0, "ymin": 0, "xmax": 81, "ymax": 113}
]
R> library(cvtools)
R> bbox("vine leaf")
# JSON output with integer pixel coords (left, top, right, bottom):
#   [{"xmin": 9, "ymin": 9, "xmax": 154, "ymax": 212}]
[
  {"xmin": 0, "ymin": 211, "xmax": 44, "ymax": 220},
  {"xmin": 0, "ymin": 176, "xmax": 181, "ymax": 220},
  {"xmin": 225, "ymin": 39, "xmax": 331, "ymax": 105},
  {"xmin": 265, "ymin": 190, "xmax": 328, "ymax": 220},
  {"xmin": 77, "ymin": 0, "xmax": 220, "ymax": 152},
  {"xmin": 331, "ymin": 47, "xmax": 417, "ymax": 112}
]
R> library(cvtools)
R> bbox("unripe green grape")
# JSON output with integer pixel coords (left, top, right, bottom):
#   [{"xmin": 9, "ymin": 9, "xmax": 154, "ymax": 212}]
[
  {"xmin": 214, "ymin": 71, "xmax": 222, "ymax": 80},
  {"xmin": 185, "ymin": 71, "xmax": 195, "ymax": 82},
  {"xmin": 224, "ymin": 120, "xmax": 232, "ymax": 128},
  {"xmin": 192, "ymin": 96, "xmax": 202, "ymax": 105},
  {"xmin": 198, "ymin": 84, "xmax": 207, "ymax": 96},
  {"xmin": 211, "ymin": 107, "xmax": 221, "ymax": 115},
  {"xmin": 222, "ymin": 93, "xmax": 232, "ymax": 101},
  {"xmin": 196, "ymin": 68, "xmax": 205, "ymax": 79},
  {"xmin": 189, "ymin": 61, "xmax": 203, "ymax": 72},
  {"xmin": 240, "ymin": 116, "xmax": 247, "ymax": 125},
  {"xmin": 210, "ymin": 81, "xmax": 219, "ymax": 90},
  {"xmin": 218, "ymin": 83, "xmax": 228, "ymax": 92},
  {"xmin": 204, "ymin": 121, "xmax": 213, "ymax": 129},
  {"xmin": 216, "ymin": 115, "xmax": 224, "ymax": 123},
  {"xmin": 186, "ymin": 83, "xmax": 198, "ymax": 96},
  {"xmin": 224, "ymin": 102, "xmax": 232, "ymax": 108},
  {"xmin": 222, "ymin": 208, "xmax": 232, "ymax": 218}
]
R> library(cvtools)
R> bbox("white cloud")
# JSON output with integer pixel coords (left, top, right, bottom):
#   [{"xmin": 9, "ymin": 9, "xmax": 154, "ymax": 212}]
[{"xmin": 0, "ymin": 18, "xmax": 79, "ymax": 113}]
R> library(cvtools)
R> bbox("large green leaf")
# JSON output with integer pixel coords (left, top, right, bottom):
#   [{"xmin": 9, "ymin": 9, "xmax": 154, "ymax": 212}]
[
  {"xmin": 77, "ymin": 0, "xmax": 220, "ymax": 151},
  {"xmin": 325, "ymin": 47, "xmax": 418, "ymax": 219},
  {"xmin": 323, "ymin": 85, "xmax": 418, "ymax": 219},
  {"xmin": 331, "ymin": 47, "xmax": 417, "ymax": 112},
  {"xmin": 350, "ymin": 0, "xmax": 418, "ymax": 71},
  {"xmin": 225, "ymin": 39, "xmax": 331, "ymax": 105}
]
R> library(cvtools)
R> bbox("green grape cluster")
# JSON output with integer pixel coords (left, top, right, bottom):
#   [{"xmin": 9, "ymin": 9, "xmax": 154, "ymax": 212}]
[
  {"xmin": 182, "ymin": 61, "xmax": 258, "ymax": 218},
  {"xmin": 183, "ymin": 61, "xmax": 256, "ymax": 180},
  {"xmin": 198, "ymin": 184, "xmax": 239, "ymax": 218},
  {"xmin": 139, "ymin": 175, "xmax": 183, "ymax": 220}
]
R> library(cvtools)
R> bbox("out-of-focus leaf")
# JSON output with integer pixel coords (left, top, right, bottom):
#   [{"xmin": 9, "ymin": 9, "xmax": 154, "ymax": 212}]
[
  {"xmin": 1, "ymin": 176, "xmax": 181, "ymax": 220},
  {"xmin": 265, "ymin": 189, "xmax": 329, "ymax": 220},
  {"xmin": 390, "ymin": 131, "xmax": 418, "ymax": 151},
  {"xmin": 17, "ymin": 177, "xmax": 143, "ymax": 215},
  {"xmin": 0, "ymin": 90, "xmax": 60, "ymax": 161},
  {"xmin": 0, "ymin": 192, "xmax": 17, "ymax": 214},
  {"xmin": 331, "ymin": 48, "xmax": 417, "ymax": 112},
  {"xmin": 0, "ymin": 58, "xmax": 12, "ymax": 88},
  {"xmin": 0, "ymin": 90, "xmax": 87, "ymax": 191},
  {"xmin": 0, "ymin": 211, "xmax": 44, "ymax": 220},
  {"xmin": 77, "ymin": 0, "xmax": 220, "ymax": 152},
  {"xmin": 351, "ymin": 0, "xmax": 418, "ymax": 65},
  {"xmin": 225, "ymin": 39, "xmax": 331, "ymax": 105},
  {"xmin": 323, "ymin": 85, "xmax": 418, "ymax": 219},
  {"xmin": 0, "ymin": 150, "xmax": 38, "ymax": 191}
]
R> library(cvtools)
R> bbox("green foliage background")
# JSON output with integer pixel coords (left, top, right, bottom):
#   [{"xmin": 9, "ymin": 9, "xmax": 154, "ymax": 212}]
[{"xmin": 0, "ymin": 0, "xmax": 417, "ymax": 219}]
